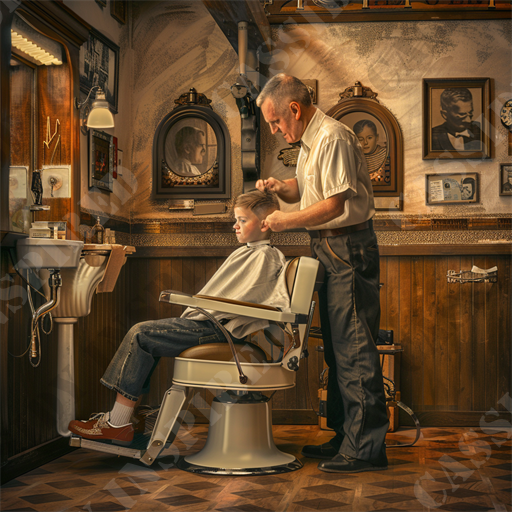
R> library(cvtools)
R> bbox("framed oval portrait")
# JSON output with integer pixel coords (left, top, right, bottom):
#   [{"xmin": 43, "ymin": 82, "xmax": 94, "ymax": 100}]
[{"xmin": 152, "ymin": 93, "xmax": 231, "ymax": 199}]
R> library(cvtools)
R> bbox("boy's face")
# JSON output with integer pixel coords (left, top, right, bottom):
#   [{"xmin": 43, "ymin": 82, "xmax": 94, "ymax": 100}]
[
  {"xmin": 233, "ymin": 207, "xmax": 268, "ymax": 244},
  {"xmin": 357, "ymin": 125, "xmax": 378, "ymax": 155}
]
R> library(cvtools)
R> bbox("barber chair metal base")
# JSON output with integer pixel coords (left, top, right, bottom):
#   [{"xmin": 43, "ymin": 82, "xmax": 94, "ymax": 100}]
[{"xmin": 177, "ymin": 393, "xmax": 302, "ymax": 476}]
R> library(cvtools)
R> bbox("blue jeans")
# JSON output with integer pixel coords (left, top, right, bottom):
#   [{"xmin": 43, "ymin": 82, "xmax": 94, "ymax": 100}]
[
  {"xmin": 311, "ymin": 225, "xmax": 389, "ymax": 462},
  {"xmin": 101, "ymin": 318, "xmax": 240, "ymax": 402}
]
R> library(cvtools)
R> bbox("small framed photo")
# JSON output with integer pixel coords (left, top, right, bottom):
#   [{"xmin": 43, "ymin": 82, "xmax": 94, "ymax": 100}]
[
  {"xmin": 426, "ymin": 172, "xmax": 479, "ymax": 205},
  {"xmin": 80, "ymin": 29, "xmax": 120, "ymax": 113},
  {"xmin": 110, "ymin": 0, "xmax": 127, "ymax": 24},
  {"xmin": 423, "ymin": 78, "xmax": 491, "ymax": 160},
  {"xmin": 499, "ymin": 164, "xmax": 512, "ymax": 196},
  {"xmin": 89, "ymin": 129, "xmax": 114, "ymax": 192}
]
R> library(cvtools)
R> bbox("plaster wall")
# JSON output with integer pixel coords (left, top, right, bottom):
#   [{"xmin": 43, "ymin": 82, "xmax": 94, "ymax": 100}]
[
  {"xmin": 127, "ymin": 1, "xmax": 242, "ymax": 222},
  {"xmin": 261, "ymin": 20, "xmax": 512, "ymax": 217}
]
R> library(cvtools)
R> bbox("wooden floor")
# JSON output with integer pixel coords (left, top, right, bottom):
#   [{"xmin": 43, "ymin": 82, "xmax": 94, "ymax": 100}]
[{"xmin": 1, "ymin": 425, "xmax": 511, "ymax": 512}]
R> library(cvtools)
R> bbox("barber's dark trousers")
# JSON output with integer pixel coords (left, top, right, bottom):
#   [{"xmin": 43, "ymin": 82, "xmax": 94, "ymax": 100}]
[{"xmin": 311, "ymin": 226, "xmax": 389, "ymax": 462}]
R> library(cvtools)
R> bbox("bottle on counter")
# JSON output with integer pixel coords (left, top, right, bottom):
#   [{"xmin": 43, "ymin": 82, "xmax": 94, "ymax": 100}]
[{"xmin": 91, "ymin": 216, "xmax": 105, "ymax": 244}]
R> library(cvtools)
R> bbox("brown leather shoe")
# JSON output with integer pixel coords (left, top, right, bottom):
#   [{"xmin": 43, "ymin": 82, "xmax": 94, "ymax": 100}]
[{"xmin": 69, "ymin": 412, "xmax": 134, "ymax": 446}]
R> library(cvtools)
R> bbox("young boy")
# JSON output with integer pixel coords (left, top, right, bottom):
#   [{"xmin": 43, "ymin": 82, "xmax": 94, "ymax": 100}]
[{"xmin": 68, "ymin": 190, "xmax": 289, "ymax": 445}]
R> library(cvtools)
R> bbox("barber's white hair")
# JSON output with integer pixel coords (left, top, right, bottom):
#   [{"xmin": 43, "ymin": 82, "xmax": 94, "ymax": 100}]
[{"xmin": 256, "ymin": 73, "xmax": 312, "ymax": 112}]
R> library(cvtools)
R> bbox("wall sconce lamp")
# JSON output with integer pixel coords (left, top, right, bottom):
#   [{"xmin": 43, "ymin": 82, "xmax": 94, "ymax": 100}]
[{"xmin": 74, "ymin": 86, "xmax": 114, "ymax": 133}]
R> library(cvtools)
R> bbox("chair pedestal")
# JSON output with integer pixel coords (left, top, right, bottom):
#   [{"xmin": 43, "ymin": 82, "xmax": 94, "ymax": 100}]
[{"xmin": 178, "ymin": 394, "xmax": 302, "ymax": 475}]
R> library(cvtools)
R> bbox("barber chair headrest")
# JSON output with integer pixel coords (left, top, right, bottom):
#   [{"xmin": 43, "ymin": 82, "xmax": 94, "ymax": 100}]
[{"xmin": 285, "ymin": 257, "xmax": 325, "ymax": 296}]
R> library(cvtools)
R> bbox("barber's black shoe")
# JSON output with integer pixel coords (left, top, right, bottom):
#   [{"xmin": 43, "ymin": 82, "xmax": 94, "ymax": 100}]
[
  {"xmin": 301, "ymin": 435, "xmax": 343, "ymax": 459},
  {"xmin": 318, "ymin": 452, "xmax": 388, "ymax": 473}
]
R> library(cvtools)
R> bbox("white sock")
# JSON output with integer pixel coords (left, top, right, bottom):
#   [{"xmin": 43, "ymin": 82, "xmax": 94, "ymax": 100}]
[{"xmin": 109, "ymin": 401, "xmax": 134, "ymax": 426}]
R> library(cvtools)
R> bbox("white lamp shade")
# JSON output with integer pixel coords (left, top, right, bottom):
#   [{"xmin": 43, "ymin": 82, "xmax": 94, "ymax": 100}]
[{"xmin": 86, "ymin": 98, "xmax": 114, "ymax": 129}]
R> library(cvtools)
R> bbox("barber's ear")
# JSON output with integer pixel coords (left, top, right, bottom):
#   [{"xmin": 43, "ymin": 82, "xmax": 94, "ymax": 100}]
[{"xmin": 290, "ymin": 102, "xmax": 301, "ymax": 120}]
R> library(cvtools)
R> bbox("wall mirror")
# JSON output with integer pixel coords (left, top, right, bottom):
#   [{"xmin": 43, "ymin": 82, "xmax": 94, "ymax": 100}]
[
  {"xmin": 152, "ymin": 89, "xmax": 231, "ymax": 199},
  {"xmin": 326, "ymin": 82, "xmax": 404, "ymax": 211}
]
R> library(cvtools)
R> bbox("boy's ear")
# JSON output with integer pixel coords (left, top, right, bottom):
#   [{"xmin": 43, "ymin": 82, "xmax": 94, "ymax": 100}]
[{"xmin": 260, "ymin": 219, "xmax": 270, "ymax": 232}]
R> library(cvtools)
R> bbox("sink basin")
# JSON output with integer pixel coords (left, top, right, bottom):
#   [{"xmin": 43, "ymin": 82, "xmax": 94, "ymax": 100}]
[{"xmin": 16, "ymin": 238, "xmax": 84, "ymax": 269}]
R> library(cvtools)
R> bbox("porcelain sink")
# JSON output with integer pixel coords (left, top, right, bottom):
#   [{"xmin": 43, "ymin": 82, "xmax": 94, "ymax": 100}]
[{"xmin": 16, "ymin": 238, "xmax": 84, "ymax": 269}]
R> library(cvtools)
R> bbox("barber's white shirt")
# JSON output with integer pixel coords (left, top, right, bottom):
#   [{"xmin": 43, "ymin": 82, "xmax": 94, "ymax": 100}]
[{"xmin": 296, "ymin": 109, "xmax": 375, "ymax": 230}]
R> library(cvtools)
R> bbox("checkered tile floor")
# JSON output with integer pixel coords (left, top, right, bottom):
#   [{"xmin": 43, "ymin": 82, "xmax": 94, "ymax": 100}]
[{"xmin": 1, "ymin": 426, "xmax": 511, "ymax": 511}]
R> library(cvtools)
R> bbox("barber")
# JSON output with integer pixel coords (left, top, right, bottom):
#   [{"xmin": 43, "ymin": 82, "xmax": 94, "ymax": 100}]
[{"xmin": 255, "ymin": 74, "xmax": 389, "ymax": 473}]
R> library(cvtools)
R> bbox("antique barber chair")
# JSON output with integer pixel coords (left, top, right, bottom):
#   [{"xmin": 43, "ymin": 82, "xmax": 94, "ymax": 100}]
[{"xmin": 71, "ymin": 256, "xmax": 323, "ymax": 475}]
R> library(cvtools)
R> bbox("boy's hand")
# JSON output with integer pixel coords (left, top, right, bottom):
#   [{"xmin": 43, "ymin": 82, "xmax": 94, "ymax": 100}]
[
  {"xmin": 263, "ymin": 210, "xmax": 289, "ymax": 232},
  {"xmin": 256, "ymin": 177, "xmax": 283, "ymax": 194}
]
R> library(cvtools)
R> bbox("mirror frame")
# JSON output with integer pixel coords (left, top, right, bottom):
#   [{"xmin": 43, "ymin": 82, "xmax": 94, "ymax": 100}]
[{"xmin": 152, "ymin": 98, "xmax": 231, "ymax": 200}]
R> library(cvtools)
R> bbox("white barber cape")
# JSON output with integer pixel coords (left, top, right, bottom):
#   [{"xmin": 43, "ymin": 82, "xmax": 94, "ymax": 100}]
[{"xmin": 181, "ymin": 240, "xmax": 290, "ymax": 338}]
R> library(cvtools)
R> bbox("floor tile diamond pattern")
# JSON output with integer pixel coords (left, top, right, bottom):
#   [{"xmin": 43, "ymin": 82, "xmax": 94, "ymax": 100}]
[{"xmin": 1, "ymin": 426, "xmax": 510, "ymax": 512}]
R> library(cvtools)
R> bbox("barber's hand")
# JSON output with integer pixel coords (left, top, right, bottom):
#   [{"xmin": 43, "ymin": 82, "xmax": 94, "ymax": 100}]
[
  {"xmin": 255, "ymin": 177, "xmax": 284, "ymax": 194},
  {"xmin": 262, "ymin": 210, "xmax": 289, "ymax": 233}
]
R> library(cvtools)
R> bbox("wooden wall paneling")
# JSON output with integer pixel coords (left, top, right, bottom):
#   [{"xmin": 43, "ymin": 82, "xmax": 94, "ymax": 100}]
[
  {"xmin": 170, "ymin": 258, "xmax": 183, "ymax": 318},
  {"xmin": 447, "ymin": 256, "xmax": 461, "ymax": 411},
  {"xmin": 5, "ymin": 269, "xmax": 60, "ymax": 457},
  {"xmin": 157, "ymin": 259, "xmax": 173, "ymax": 399},
  {"xmin": 423, "ymin": 257, "xmax": 437, "ymax": 409},
  {"xmin": 472, "ymin": 256, "xmax": 487, "ymax": 412},
  {"xmin": 435, "ymin": 257, "xmax": 449, "ymax": 409},
  {"xmin": 398, "ymin": 258, "xmax": 411, "ymax": 407},
  {"xmin": 10, "ymin": 59, "xmax": 34, "ymax": 167},
  {"xmin": 459, "ymin": 255, "xmax": 474, "ymax": 411},
  {"xmin": 385, "ymin": 257, "xmax": 400, "ymax": 343},
  {"xmin": 410, "ymin": 256, "xmax": 424, "ymax": 410},
  {"xmin": 35, "ymin": 65, "xmax": 71, "ymax": 226},
  {"xmin": 308, "ymin": 292, "xmax": 323, "ymax": 416},
  {"xmin": 189, "ymin": 259, "xmax": 205, "ymax": 413},
  {"xmin": 146, "ymin": 258, "xmax": 164, "ymax": 407},
  {"xmin": 182, "ymin": 258, "xmax": 195, "ymax": 295},
  {"xmin": 379, "ymin": 257, "xmax": 388, "ymax": 328},
  {"xmin": 128, "ymin": 259, "xmax": 148, "ymax": 326},
  {"xmin": 484, "ymin": 255, "xmax": 498, "ymax": 413},
  {"xmin": 497, "ymin": 256, "xmax": 511, "ymax": 413},
  {"xmin": 1, "ymin": 251, "xmax": 10, "ymax": 464}
]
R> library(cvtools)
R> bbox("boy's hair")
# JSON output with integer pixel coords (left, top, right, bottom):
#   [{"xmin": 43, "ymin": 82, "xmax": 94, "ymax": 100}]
[
  {"xmin": 234, "ymin": 189, "xmax": 280, "ymax": 219},
  {"xmin": 353, "ymin": 119, "xmax": 377, "ymax": 136}
]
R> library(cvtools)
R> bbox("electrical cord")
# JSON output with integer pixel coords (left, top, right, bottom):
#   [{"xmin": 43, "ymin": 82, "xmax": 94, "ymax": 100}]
[{"xmin": 7, "ymin": 249, "xmax": 48, "ymax": 365}]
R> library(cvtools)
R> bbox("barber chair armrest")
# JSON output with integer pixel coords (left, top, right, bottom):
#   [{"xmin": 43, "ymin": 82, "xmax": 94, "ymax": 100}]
[{"xmin": 159, "ymin": 290, "xmax": 297, "ymax": 323}]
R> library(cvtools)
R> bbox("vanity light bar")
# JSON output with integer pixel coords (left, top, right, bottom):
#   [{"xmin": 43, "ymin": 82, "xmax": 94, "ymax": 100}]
[{"xmin": 11, "ymin": 30, "xmax": 63, "ymax": 66}]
